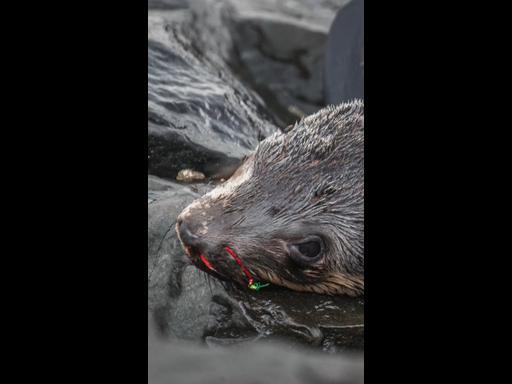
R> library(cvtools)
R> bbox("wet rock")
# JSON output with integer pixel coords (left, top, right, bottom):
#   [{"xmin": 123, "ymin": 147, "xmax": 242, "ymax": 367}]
[
  {"xmin": 160, "ymin": 267, "xmax": 223, "ymax": 340},
  {"xmin": 149, "ymin": 312, "xmax": 364, "ymax": 384},
  {"xmin": 189, "ymin": 0, "xmax": 352, "ymax": 124},
  {"xmin": 148, "ymin": 10, "xmax": 278, "ymax": 179},
  {"xmin": 151, "ymin": 257, "xmax": 364, "ymax": 351},
  {"xmin": 159, "ymin": 266, "xmax": 257, "ymax": 340},
  {"xmin": 325, "ymin": 0, "xmax": 364, "ymax": 104},
  {"xmin": 224, "ymin": 285, "xmax": 364, "ymax": 352},
  {"xmin": 148, "ymin": 174, "xmax": 179, "ymax": 192},
  {"xmin": 148, "ymin": 178, "xmax": 214, "ymax": 311},
  {"xmin": 148, "ymin": 0, "xmax": 189, "ymax": 10}
]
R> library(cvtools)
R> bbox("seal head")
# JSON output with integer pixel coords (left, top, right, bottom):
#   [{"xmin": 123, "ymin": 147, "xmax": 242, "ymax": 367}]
[{"xmin": 177, "ymin": 100, "xmax": 364, "ymax": 296}]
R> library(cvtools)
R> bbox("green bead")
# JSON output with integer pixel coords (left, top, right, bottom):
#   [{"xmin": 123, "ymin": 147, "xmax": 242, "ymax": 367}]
[{"xmin": 248, "ymin": 282, "xmax": 270, "ymax": 291}]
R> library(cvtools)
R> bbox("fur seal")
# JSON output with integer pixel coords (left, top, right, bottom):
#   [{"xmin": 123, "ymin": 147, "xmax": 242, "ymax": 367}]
[{"xmin": 176, "ymin": 100, "xmax": 364, "ymax": 296}]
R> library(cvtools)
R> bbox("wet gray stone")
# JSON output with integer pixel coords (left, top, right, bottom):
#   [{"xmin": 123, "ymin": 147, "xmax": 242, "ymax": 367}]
[
  {"xmin": 148, "ymin": 178, "xmax": 214, "ymax": 311},
  {"xmin": 152, "ymin": 260, "xmax": 364, "ymax": 351},
  {"xmin": 189, "ymin": 0, "xmax": 352, "ymax": 124},
  {"xmin": 149, "ymin": 311, "xmax": 364, "ymax": 384},
  {"xmin": 223, "ymin": 285, "xmax": 364, "ymax": 352},
  {"xmin": 148, "ymin": 10, "xmax": 278, "ymax": 179},
  {"xmin": 148, "ymin": 0, "xmax": 189, "ymax": 10},
  {"xmin": 148, "ymin": 174, "xmax": 179, "ymax": 192},
  {"xmin": 325, "ymin": 0, "xmax": 364, "ymax": 104}
]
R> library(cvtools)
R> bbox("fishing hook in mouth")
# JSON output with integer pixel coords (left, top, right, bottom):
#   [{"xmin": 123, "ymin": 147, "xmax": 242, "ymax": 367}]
[
  {"xmin": 224, "ymin": 246, "xmax": 269, "ymax": 291},
  {"xmin": 199, "ymin": 254, "xmax": 216, "ymax": 272},
  {"xmin": 196, "ymin": 246, "xmax": 270, "ymax": 291}
]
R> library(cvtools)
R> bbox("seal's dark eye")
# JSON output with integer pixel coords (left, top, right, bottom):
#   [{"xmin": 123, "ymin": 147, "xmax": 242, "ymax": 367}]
[
  {"xmin": 297, "ymin": 241, "xmax": 321, "ymax": 258},
  {"xmin": 287, "ymin": 236, "xmax": 324, "ymax": 266}
]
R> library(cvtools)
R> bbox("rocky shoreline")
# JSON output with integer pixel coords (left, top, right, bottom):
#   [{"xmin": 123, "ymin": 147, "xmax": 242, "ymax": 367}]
[{"xmin": 148, "ymin": 0, "xmax": 364, "ymax": 355}]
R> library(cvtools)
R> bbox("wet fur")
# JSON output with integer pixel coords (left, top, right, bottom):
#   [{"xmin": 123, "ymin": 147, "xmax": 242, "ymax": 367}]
[{"xmin": 177, "ymin": 100, "xmax": 364, "ymax": 296}]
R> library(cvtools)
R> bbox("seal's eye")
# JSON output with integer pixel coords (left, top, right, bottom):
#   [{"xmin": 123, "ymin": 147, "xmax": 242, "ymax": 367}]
[
  {"xmin": 287, "ymin": 236, "xmax": 324, "ymax": 266},
  {"xmin": 297, "ymin": 241, "xmax": 321, "ymax": 258}
]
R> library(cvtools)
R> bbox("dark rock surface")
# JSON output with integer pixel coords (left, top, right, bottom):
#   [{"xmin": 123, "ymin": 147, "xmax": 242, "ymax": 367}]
[
  {"xmin": 148, "ymin": 177, "xmax": 214, "ymax": 311},
  {"xmin": 325, "ymin": 0, "xmax": 364, "ymax": 104},
  {"xmin": 149, "ymin": 311, "xmax": 364, "ymax": 384},
  {"xmin": 148, "ymin": 10, "xmax": 278, "ymax": 180},
  {"xmin": 188, "ymin": 0, "xmax": 352, "ymax": 124},
  {"xmin": 148, "ymin": 0, "xmax": 189, "ymax": 10}
]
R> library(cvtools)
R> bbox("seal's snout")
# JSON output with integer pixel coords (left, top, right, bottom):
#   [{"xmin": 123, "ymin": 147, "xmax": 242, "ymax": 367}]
[
  {"xmin": 176, "ymin": 214, "xmax": 231, "ymax": 281},
  {"xmin": 176, "ymin": 214, "xmax": 215, "ymax": 261},
  {"xmin": 176, "ymin": 219, "xmax": 201, "ymax": 248}
]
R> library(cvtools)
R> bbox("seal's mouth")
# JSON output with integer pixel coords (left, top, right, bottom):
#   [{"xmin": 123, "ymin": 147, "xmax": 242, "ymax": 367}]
[
  {"xmin": 223, "ymin": 246, "xmax": 270, "ymax": 290},
  {"xmin": 180, "ymin": 238, "xmax": 270, "ymax": 291},
  {"xmin": 179, "ymin": 225, "xmax": 363, "ymax": 295},
  {"xmin": 180, "ymin": 242, "xmax": 230, "ymax": 282}
]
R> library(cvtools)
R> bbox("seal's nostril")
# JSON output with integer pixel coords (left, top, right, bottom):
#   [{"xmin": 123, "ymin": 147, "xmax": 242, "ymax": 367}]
[{"xmin": 178, "ymin": 220, "xmax": 201, "ymax": 246}]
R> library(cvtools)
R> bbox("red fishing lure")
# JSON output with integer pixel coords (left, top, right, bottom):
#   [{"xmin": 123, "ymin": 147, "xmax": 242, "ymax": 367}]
[{"xmin": 198, "ymin": 246, "xmax": 269, "ymax": 291}]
